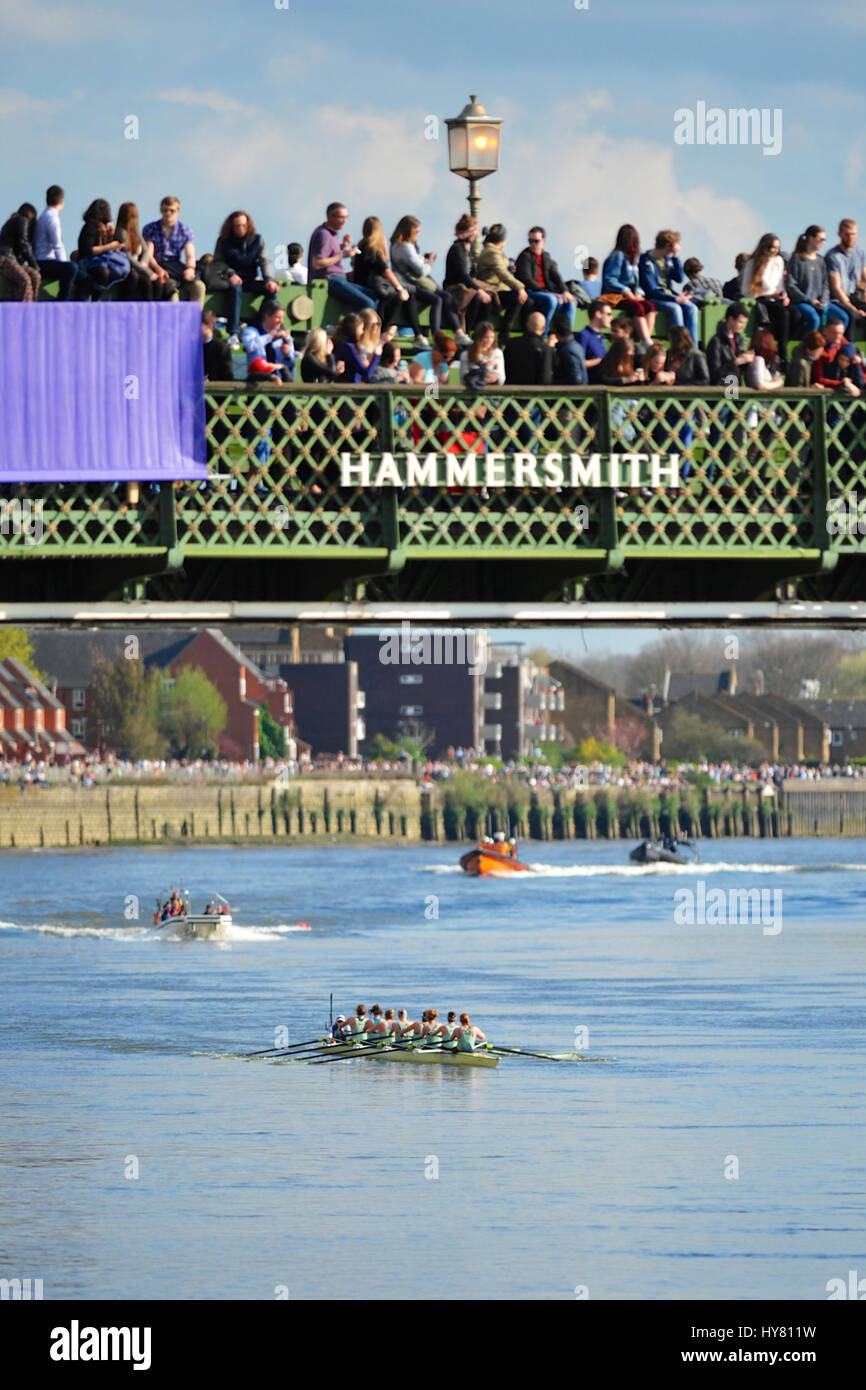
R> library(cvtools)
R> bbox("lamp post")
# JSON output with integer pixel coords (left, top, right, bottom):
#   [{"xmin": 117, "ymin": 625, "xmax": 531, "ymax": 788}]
[{"xmin": 446, "ymin": 94, "xmax": 503, "ymax": 259}]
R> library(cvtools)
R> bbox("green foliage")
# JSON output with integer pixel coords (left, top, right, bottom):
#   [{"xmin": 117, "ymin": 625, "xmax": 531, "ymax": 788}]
[
  {"xmin": 163, "ymin": 666, "xmax": 227, "ymax": 760},
  {"xmin": 259, "ymin": 703, "xmax": 287, "ymax": 760},
  {"xmin": 536, "ymin": 741, "xmax": 565, "ymax": 770},
  {"xmin": 829, "ymin": 651, "xmax": 866, "ymax": 697},
  {"xmin": 0, "ymin": 627, "xmax": 45, "ymax": 680},
  {"xmin": 662, "ymin": 710, "xmax": 766, "ymax": 765},
  {"xmin": 367, "ymin": 733, "xmax": 403, "ymax": 760},
  {"xmin": 88, "ymin": 651, "xmax": 168, "ymax": 760}
]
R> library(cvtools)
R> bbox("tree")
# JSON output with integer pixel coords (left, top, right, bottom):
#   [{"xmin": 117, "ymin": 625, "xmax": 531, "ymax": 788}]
[
  {"xmin": 259, "ymin": 703, "xmax": 287, "ymax": 760},
  {"xmin": 597, "ymin": 716, "xmax": 648, "ymax": 759},
  {"xmin": 827, "ymin": 650, "xmax": 866, "ymax": 698},
  {"xmin": 527, "ymin": 645, "xmax": 553, "ymax": 668},
  {"xmin": 88, "ymin": 650, "xmax": 168, "ymax": 759},
  {"xmin": 0, "ymin": 627, "xmax": 45, "ymax": 680},
  {"xmin": 162, "ymin": 666, "xmax": 227, "ymax": 760},
  {"xmin": 661, "ymin": 710, "xmax": 766, "ymax": 764}
]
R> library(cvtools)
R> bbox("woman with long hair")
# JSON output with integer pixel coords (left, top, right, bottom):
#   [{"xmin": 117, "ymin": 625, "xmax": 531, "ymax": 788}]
[
  {"xmin": 390, "ymin": 214, "xmax": 467, "ymax": 343},
  {"xmin": 212, "ymin": 209, "xmax": 278, "ymax": 340},
  {"xmin": 75, "ymin": 199, "xmax": 130, "ymax": 300},
  {"xmin": 787, "ymin": 225, "xmax": 848, "ymax": 334},
  {"xmin": 459, "ymin": 320, "xmax": 505, "ymax": 388},
  {"xmin": 601, "ymin": 224, "xmax": 656, "ymax": 344},
  {"xmin": 741, "ymin": 233, "xmax": 794, "ymax": 362},
  {"xmin": 300, "ymin": 326, "xmax": 344, "ymax": 383},
  {"xmin": 352, "ymin": 216, "xmax": 425, "ymax": 339},
  {"xmin": 115, "ymin": 202, "xmax": 167, "ymax": 300},
  {"xmin": 444, "ymin": 213, "xmax": 496, "ymax": 333},
  {"xmin": 744, "ymin": 327, "xmax": 783, "ymax": 390},
  {"xmin": 333, "ymin": 312, "xmax": 382, "ymax": 382}
]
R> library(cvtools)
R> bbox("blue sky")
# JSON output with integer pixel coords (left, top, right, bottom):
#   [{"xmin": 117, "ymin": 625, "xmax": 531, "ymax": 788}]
[{"xmin": 4, "ymin": 0, "xmax": 866, "ymax": 280}]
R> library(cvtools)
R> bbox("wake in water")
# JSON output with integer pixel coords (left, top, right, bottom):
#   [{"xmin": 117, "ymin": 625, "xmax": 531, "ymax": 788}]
[
  {"xmin": 420, "ymin": 860, "xmax": 866, "ymax": 878},
  {"xmin": 0, "ymin": 918, "xmax": 313, "ymax": 942}
]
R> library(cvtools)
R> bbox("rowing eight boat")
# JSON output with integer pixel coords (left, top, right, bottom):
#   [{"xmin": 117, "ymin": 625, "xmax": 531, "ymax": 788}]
[{"xmin": 323, "ymin": 1041, "xmax": 498, "ymax": 1068}]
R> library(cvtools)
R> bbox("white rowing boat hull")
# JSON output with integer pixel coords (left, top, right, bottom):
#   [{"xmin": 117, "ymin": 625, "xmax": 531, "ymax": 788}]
[{"xmin": 327, "ymin": 1043, "xmax": 498, "ymax": 1068}]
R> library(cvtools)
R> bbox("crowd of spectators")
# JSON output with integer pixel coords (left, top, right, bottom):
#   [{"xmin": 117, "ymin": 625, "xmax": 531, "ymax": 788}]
[
  {"xmin": 4, "ymin": 750, "xmax": 865, "ymax": 793},
  {"xmin": 4, "ymin": 189, "xmax": 866, "ymax": 397}
]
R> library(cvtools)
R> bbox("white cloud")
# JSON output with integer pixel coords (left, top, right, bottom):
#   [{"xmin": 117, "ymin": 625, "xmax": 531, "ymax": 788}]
[
  {"xmin": 153, "ymin": 88, "xmax": 260, "ymax": 119},
  {"xmin": 493, "ymin": 125, "xmax": 764, "ymax": 275},
  {"xmin": 0, "ymin": 87, "xmax": 82, "ymax": 118}
]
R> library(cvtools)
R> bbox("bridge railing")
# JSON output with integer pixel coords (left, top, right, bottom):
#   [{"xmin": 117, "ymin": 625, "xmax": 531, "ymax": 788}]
[{"xmin": 1, "ymin": 386, "xmax": 864, "ymax": 565}]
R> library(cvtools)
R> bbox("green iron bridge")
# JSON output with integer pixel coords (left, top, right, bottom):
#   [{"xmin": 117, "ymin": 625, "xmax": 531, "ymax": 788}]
[{"xmin": 2, "ymin": 383, "xmax": 866, "ymax": 615}]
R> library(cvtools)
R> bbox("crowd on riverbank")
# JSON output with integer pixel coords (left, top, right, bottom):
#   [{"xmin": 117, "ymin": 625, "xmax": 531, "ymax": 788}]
[{"xmin": 3, "ymin": 752, "xmax": 864, "ymax": 792}]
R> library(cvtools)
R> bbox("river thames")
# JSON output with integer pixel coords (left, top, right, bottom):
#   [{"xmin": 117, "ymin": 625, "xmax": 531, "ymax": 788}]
[{"xmin": 1, "ymin": 838, "xmax": 863, "ymax": 1300}]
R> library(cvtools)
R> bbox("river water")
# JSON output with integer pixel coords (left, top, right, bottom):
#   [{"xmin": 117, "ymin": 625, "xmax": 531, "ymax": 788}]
[{"xmin": 1, "ymin": 838, "xmax": 864, "ymax": 1301}]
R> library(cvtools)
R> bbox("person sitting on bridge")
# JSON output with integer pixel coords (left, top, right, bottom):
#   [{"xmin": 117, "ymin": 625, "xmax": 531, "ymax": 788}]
[
  {"xmin": 639, "ymin": 230, "xmax": 699, "ymax": 343},
  {"xmin": 707, "ymin": 302, "xmax": 754, "ymax": 386},
  {"xmin": 683, "ymin": 257, "xmax": 726, "ymax": 304},
  {"xmin": 549, "ymin": 310, "xmax": 588, "ymax": 385},
  {"xmin": 143, "ymin": 195, "xmax": 205, "ymax": 306},
  {"xmin": 602, "ymin": 223, "xmax": 656, "ymax": 346},
  {"xmin": 504, "ymin": 311, "xmax": 554, "ymax": 384},
  {"xmin": 212, "ymin": 209, "xmax": 280, "ymax": 344},
  {"xmin": 475, "ymin": 224, "xmax": 528, "ymax": 343},
  {"xmin": 576, "ymin": 299, "xmax": 613, "ymax": 383},
  {"xmin": 785, "ymin": 331, "xmax": 828, "ymax": 388},
  {"xmin": 307, "ymin": 202, "xmax": 377, "ymax": 312},
  {"xmin": 202, "ymin": 310, "xmax": 234, "ymax": 382},
  {"xmin": 0, "ymin": 202, "xmax": 41, "ymax": 301},
  {"xmin": 812, "ymin": 318, "xmax": 863, "ymax": 396},
  {"xmin": 744, "ymin": 329, "xmax": 784, "ymax": 390},
  {"xmin": 722, "ymin": 253, "xmax": 749, "ymax": 303},
  {"xmin": 514, "ymin": 225, "xmax": 576, "ymax": 333},
  {"xmin": 242, "ymin": 300, "xmax": 295, "ymax": 382}
]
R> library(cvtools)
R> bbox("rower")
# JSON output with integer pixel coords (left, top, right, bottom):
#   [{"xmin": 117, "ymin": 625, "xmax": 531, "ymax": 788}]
[
  {"xmin": 441, "ymin": 1011, "xmax": 460, "ymax": 1051},
  {"xmin": 331, "ymin": 1013, "xmax": 347, "ymax": 1041},
  {"xmin": 455, "ymin": 1012, "xmax": 487, "ymax": 1052},
  {"xmin": 342, "ymin": 1004, "xmax": 368, "ymax": 1041},
  {"xmin": 383, "ymin": 1008, "xmax": 401, "ymax": 1039},
  {"xmin": 424, "ymin": 1009, "xmax": 447, "ymax": 1047},
  {"xmin": 367, "ymin": 1004, "xmax": 388, "ymax": 1035}
]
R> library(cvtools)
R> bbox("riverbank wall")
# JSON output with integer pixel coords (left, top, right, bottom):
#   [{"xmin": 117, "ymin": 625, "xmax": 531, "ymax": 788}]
[{"xmin": 1, "ymin": 779, "xmax": 865, "ymax": 849}]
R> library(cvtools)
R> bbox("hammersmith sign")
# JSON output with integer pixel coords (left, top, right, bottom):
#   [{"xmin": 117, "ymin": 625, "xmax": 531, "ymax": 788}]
[{"xmin": 339, "ymin": 452, "xmax": 681, "ymax": 488}]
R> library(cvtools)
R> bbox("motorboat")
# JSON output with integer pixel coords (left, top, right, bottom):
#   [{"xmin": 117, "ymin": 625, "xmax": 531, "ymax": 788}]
[
  {"xmin": 629, "ymin": 839, "xmax": 699, "ymax": 866},
  {"xmin": 153, "ymin": 890, "xmax": 232, "ymax": 940},
  {"xmin": 459, "ymin": 842, "xmax": 532, "ymax": 876}
]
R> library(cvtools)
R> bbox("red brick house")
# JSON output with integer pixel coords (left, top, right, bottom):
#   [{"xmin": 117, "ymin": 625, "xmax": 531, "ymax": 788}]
[
  {"xmin": 148, "ymin": 629, "xmax": 295, "ymax": 762},
  {"xmin": 0, "ymin": 658, "xmax": 85, "ymax": 761}
]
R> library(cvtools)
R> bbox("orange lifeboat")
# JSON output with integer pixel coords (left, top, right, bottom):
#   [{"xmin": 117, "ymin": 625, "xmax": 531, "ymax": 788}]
[{"xmin": 459, "ymin": 842, "xmax": 532, "ymax": 876}]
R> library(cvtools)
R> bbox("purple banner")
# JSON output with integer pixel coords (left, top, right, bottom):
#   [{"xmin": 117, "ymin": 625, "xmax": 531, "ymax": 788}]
[{"xmin": 0, "ymin": 303, "xmax": 207, "ymax": 481}]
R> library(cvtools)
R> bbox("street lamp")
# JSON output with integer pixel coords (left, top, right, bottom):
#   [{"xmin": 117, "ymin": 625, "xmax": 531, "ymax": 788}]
[{"xmin": 446, "ymin": 94, "xmax": 503, "ymax": 257}]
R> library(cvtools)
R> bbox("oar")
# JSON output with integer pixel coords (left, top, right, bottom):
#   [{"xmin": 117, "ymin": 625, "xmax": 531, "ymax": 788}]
[
  {"xmin": 245, "ymin": 1035, "xmax": 331, "ymax": 1058},
  {"xmin": 485, "ymin": 1044, "xmax": 575, "ymax": 1061},
  {"xmin": 311, "ymin": 1042, "xmax": 399, "ymax": 1065}
]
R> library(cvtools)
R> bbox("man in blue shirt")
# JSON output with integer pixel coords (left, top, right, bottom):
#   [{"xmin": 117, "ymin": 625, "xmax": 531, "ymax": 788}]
[
  {"xmin": 241, "ymin": 300, "xmax": 296, "ymax": 382},
  {"xmin": 33, "ymin": 185, "xmax": 77, "ymax": 300},
  {"xmin": 576, "ymin": 300, "xmax": 613, "ymax": 383},
  {"xmin": 143, "ymin": 196, "xmax": 205, "ymax": 305},
  {"xmin": 827, "ymin": 218, "xmax": 866, "ymax": 326}
]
